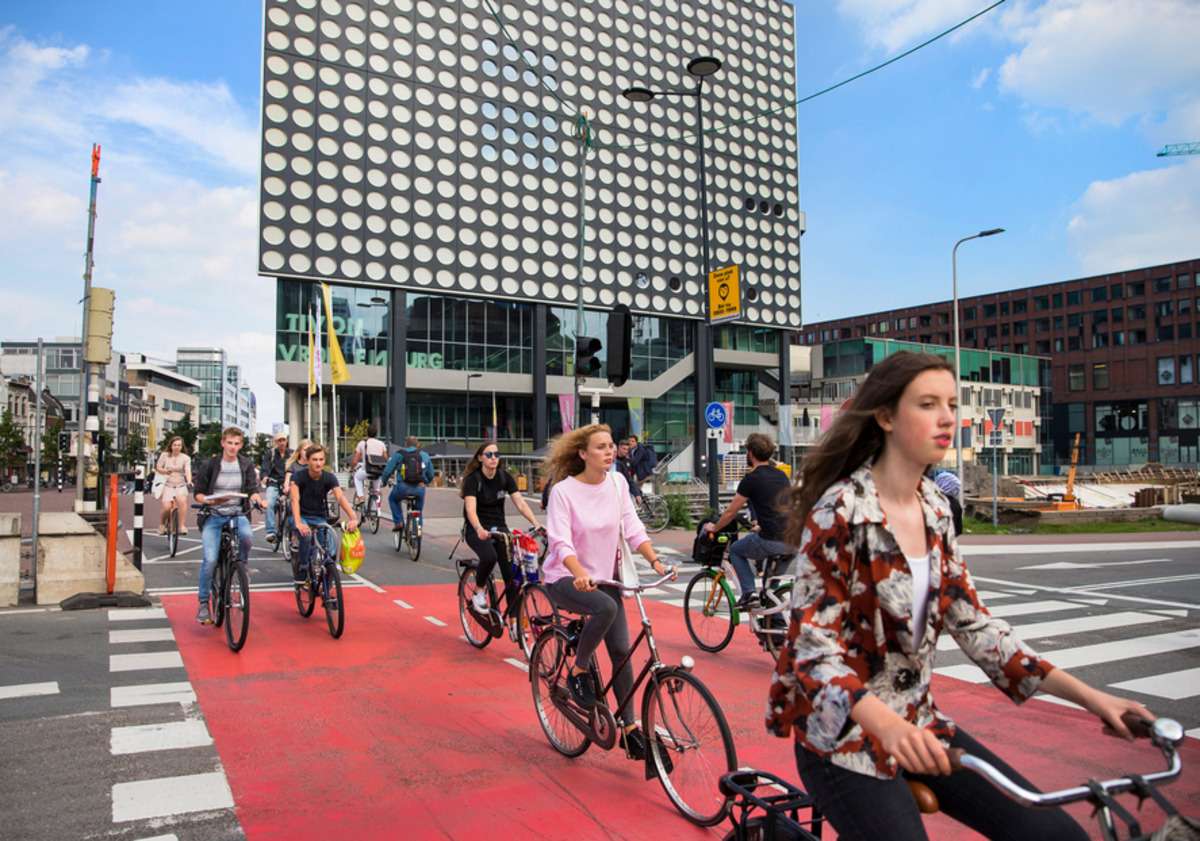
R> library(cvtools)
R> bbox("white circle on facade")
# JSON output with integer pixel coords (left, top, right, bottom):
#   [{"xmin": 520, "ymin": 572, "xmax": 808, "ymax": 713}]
[
  {"xmin": 502, "ymin": 277, "xmax": 520, "ymax": 295},
  {"xmin": 289, "ymin": 254, "xmax": 312, "ymax": 273},
  {"xmin": 262, "ymin": 250, "xmax": 285, "ymax": 270},
  {"xmin": 289, "ymin": 229, "xmax": 312, "ymax": 249},
  {"xmin": 414, "ymin": 267, "xmax": 433, "ymax": 286},
  {"xmin": 313, "ymin": 255, "xmax": 335, "ymax": 275},
  {"xmin": 390, "ymin": 264, "xmax": 411, "ymax": 284}
]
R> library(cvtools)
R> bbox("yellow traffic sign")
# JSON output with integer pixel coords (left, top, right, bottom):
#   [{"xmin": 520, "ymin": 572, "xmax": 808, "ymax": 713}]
[{"xmin": 708, "ymin": 264, "xmax": 741, "ymax": 323}]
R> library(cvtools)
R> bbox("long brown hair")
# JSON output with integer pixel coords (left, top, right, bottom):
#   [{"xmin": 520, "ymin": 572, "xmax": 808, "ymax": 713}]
[
  {"xmin": 541, "ymin": 424, "xmax": 612, "ymax": 484},
  {"xmin": 783, "ymin": 351, "xmax": 954, "ymax": 545},
  {"xmin": 460, "ymin": 440, "xmax": 500, "ymax": 498}
]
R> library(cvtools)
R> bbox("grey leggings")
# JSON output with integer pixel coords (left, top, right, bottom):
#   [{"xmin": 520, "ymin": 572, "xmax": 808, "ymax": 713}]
[{"xmin": 547, "ymin": 578, "xmax": 636, "ymax": 723}]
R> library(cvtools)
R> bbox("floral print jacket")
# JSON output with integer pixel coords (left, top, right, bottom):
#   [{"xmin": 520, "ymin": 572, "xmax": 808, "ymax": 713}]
[{"xmin": 766, "ymin": 462, "xmax": 1055, "ymax": 779}]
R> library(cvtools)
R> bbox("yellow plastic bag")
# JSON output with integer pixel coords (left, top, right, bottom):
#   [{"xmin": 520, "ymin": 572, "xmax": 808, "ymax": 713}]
[{"xmin": 340, "ymin": 528, "xmax": 365, "ymax": 575}]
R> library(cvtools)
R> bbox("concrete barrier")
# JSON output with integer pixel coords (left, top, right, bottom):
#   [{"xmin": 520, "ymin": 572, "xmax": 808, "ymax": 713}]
[
  {"xmin": 1163, "ymin": 504, "xmax": 1200, "ymax": 525},
  {"xmin": 0, "ymin": 513, "xmax": 20, "ymax": 607},
  {"xmin": 35, "ymin": 512, "xmax": 145, "ymax": 605}
]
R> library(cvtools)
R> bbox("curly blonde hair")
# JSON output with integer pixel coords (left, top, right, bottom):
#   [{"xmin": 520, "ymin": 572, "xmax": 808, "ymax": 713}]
[{"xmin": 541, "ymin": 424, "xmax": 612, "ymax": 484}]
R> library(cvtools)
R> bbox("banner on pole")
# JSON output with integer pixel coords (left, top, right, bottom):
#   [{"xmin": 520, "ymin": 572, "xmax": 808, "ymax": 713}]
[
  {"xmin": 627, "ymin": 397, "xmax": 644, "ymax": 438},
  {"xmin": 321, "ymin": 282, "xmax": 350, "ymax": 385},
  {"xmin": 557, "ymin": 394, "xmax": 575, "ymax": 433},
  {"xmin": 722, "ymin": 401, "xmax": 735, "ymax": 444},
  {"xmin": 307, "ymin": 307, "xmax": 317, "ymax": 397}
]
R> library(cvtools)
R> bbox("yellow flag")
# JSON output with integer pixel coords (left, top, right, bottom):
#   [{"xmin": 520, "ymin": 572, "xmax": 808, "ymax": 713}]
[
  {"xmin": 307, "ymin": 308, "xmax": 317, "ymax": 397},
  {"xmin": 321, "ymin": 282, "xmax": 350, "ymax": 385}
]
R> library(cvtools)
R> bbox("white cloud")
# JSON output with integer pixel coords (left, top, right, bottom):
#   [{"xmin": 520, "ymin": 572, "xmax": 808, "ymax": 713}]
[
  {"xmin": 0, "ymin": 29, "xmax": 283, "ymax": 425},
  {"xmin": 1067, "ymin": 157, "xmax": 1200, "ymax": 275},
  {"xmin": 835, "ymin": 0, "xmax": 989, "ymax": 53},
  {"xmin": 970, "ymin": 67, "xmax": 990, "ymax": 89},
  {"xmin": 997, "ymin": 0, "xmax": 1200, "ymax": 134}
]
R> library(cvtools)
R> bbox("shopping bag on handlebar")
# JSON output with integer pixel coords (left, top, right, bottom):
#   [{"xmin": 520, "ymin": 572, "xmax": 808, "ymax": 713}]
[
  {"xmin": 692, "ymin": 517, "xmax": 735, "ymax": 567},
  {"xmin": 340, "ymin": 528, "xmax": 365, "ymax": 575}
]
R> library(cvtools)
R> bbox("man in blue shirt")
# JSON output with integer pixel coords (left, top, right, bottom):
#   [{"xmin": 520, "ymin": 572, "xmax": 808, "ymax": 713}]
[{"xmin": 379, "ymin": 435, "xmax": 435, "ymax": 533}]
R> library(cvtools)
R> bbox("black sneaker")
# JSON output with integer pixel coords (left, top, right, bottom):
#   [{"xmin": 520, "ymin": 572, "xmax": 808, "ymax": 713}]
[
  {"xmin": 736, "ymin": 592, "xmax": 761, "ymax": 611},
  {"xmin": 566, "ymin": 670, "xmax": 597, "ymax": 708},
  {"xmin": 620, "ymin": 726, "xmax": 648, "ymax": 760}
]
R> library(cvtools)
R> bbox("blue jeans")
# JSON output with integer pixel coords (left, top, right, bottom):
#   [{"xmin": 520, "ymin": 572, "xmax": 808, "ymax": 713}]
[
  {"xmin": 263, "ymin": 484, "xmax": 280, "ymax": 537},
  {"xmin": 728, "ymin": 532, "xmax": 794, "ymax": 596},
  {"xmin": 388, "ymin": 483, "xmax": 425, "ymax": 523},
  {"xmin": 199, "ymin": 514, "xmax": 253, "ymax": 602},
  {"xmin": 297, "ymin": 515, "xmax": 337, "ymax": 573}
]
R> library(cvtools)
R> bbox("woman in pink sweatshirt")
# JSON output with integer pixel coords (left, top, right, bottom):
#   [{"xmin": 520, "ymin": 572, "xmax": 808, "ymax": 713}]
[{"xmin": 542, "ymin": 423, "xmax": 671, "ymax": 760}]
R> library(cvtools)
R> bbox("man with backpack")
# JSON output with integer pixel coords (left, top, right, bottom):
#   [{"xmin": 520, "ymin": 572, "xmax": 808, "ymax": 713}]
[
  {"xmin": 350, "ymin": 424, "xmax": 390, "ymax": 505},
  {"xmin": 259, "ymin": 431, "xmax": 292, "ymax": 545},
  {"xmin": 627, "ymin": 434, "xmax": 658, "ymax": 484},
  {"xmin": 378, "ymin": 435, "xmax": 435, "ymax": 533}
]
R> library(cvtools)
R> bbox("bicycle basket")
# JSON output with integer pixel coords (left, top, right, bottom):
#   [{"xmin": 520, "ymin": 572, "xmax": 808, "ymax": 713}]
[{"xmin": 693, "ymin": 518, "xmax": 734, "ymax": 567}]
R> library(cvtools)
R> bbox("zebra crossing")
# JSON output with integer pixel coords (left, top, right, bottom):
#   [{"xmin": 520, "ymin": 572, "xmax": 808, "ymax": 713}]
[{"xmin": 635, "ymin": 552, "xmax": 1200, "ymax": 736}]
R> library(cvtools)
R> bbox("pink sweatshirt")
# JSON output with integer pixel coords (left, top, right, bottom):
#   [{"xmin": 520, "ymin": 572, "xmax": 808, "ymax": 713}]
[{"xmin": 542, "ymin": 474, "xmax": 651, "ymax": 585}]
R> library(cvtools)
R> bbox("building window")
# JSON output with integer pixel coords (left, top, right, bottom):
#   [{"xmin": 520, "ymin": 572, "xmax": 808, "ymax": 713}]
[
  {"xmin": 1158, "ymin": 325, "xmax": 1176, "ymax": 342},
  {"xmin": 1054, "ymin": 338, "xmax": 1064, "ymax": 352},
  {"xmin": 1181, "ymin": 323, "xmax": 1193, "ymax": 340},
  {"xmin": 964, "ymin": 328, "xmax": 975, "ymax": 342},
  {"xmin": 1182, "ymin": 355, "xmax": 1194, "ymax": 385},
  {"xmin": 983, "ymin": 303, "xmax": 997, "ymax": 318},
  {"xmin": 1155, "ymin": 276, "xmax": 1173, "ymax": 293},
  {"xmin": 1110, "ymin": 283, "xmax": 1124, "ymax": 299},
  {"xmin": 1067, "ymin": 290, "xmax": 1082, "ymax": 306},
  {"xmin": 1034, "ymin": 295, "xmax": 1050, "ymax": 311},
  {"xmin": 1179, "ymin": 274, "xmax": 1194, "ymax": 289},
  {"xmin": 1035, "ymin": 317, "xmax": 1050, "ymax": 333},
  {"xmin": 1053, "ymin": 315, "xmax": 1065, "ymax": 331},
  {"xmin": 1158, "ymin": 357, "xmax": 1176, "ymax": 385},
  {"xmin": 1068, "ymin": 313, "xmax": 1083, "ymax": 328},
  {"xmin": 1180, "ymin": 297, "xmax": 1192, "ymax": 315},
  {"xmin": 1155, "ymin": 300, "xmax": 1174, "ymax": 317},
  {"xmin": 1068, "ymin": 364, "xmax": 1085, "ymax": 391},
  {"xmin": 1113, "ymin": 331, "xmax": 1125, "ymax": 346},
  {"xmin": 963, "ymin": 306, "xmax": 976, "ymax": 321},
  {"xmin": 1091, "ymin": 286, "xmax": 1108, "ymax": 302},
  {"xmin": 1013, "ymin": 300, "xmax": 1027, "ymax": 314},
  {"xmin": 1000, "ymin": 301, "xmax": 1010, "ymax": 316},
  {"xmin": 1129, "ymin": 304, "xmax": 1146, "ymax": 320},
  {"xmin": 1001, "ymin": 323, "xmax": 1011, "ymax": 337},
  {"xmin": 1092, "ymin": 333, "xmax": 1109, "ymax": 348},
  {"xmin": 1131, "ymin": 329, "xmax": 1147, "ymax": 345},
  {"xmin": 1093, "ymin": 363, "xmax": 1109, "ymax": 389},
  {"xmin": 1111, "ymin": 306, "xmax": 1123, "ymax": 323},
  {"xmin": 1036, "ymin": 340, "xmax": 1051, "ymax": 354},
  {"xmin": 1052, "ymin": 293, "xmax": 1064, "ymax": 308}
]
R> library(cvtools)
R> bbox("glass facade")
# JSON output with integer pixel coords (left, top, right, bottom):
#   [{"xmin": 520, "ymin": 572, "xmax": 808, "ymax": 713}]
[
  {"xmin": 548, "ymin": 306, "xmax": 692, "ymax": 380},
  {"xmin": 411, "ymin": 296, "xmax": 533, "ymax": 374},
  {"xmin": 1158, "ymin": 398, "xmax": 1200, "ymax": 465},
  {"xmin": 176, "ymin": 355, "xmax": 226, "ymax": 427},
  {"xmin": 821, "ymin": 339, "xmax": 1044, "ymax": 386},
  {"xmin": 714, "ymin": 325, "xmax": 780, "ymax": 354},
  {"xmin": 276, "ymin": 280, "xmax": 390, "ymax": 369}
]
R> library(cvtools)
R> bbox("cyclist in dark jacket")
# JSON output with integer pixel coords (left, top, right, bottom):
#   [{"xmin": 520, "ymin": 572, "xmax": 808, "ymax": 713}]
[
  {"xmin": 379, "ymin": 435, "xmax": 435, "ymax": 532},
  {"xmin": 627, "ymin": 435, "xmax": 657, "ymax": 482}
]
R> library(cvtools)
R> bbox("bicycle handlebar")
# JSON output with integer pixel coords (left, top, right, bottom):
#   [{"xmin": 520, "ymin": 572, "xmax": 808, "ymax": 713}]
[
  {"xmin": 589, "ymin": 567, "xmax": 677, "ymax": 594},
  {"xmin": 949, "ymin": 716, "xmax": 1184, "ymax": 808}
]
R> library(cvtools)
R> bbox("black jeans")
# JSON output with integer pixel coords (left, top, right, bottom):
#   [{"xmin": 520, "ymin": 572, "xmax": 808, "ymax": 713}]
[
  {"xmin": 547, "ymin": 579, "xmax": 636, "ymax": 724},
  {"xmin": 467, "ymin": 527, "xmax": 514, "ymax": 610},
  {"xmin": 794, "ymin": 728, "xmax": 1089, "ymax": 841}
]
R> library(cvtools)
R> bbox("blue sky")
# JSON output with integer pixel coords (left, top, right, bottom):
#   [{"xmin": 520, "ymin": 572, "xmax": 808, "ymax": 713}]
[{"xmin": 1, "ymin": 0, "xmax": 1197, "ymax": 425}]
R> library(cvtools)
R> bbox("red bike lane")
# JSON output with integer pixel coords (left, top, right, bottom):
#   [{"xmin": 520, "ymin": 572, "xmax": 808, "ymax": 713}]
[{"xmin": 163, "ymin": 585, "xmax": 1199, "ymax": 840}]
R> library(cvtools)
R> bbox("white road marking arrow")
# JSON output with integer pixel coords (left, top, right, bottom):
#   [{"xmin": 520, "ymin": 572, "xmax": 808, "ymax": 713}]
[{"xmin": 1017, "ymin": 558, "xmax": 1172, "ymax": 571}]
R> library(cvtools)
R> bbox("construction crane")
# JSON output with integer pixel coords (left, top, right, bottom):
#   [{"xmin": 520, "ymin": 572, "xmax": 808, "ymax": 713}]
[
  {"xmin": 1156, "ymin": 142, "xmax": 1200, "ymax": 157},
  {"xmin": 1039, "ymin": 432, "xmax": 1082, "ymax": 511}
]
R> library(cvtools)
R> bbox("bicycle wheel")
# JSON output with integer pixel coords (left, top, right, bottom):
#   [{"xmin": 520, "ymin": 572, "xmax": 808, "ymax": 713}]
[
  {"xmin": 167, "ymin": 508, "xmax": 179, "ymax": 557},
  {"xmin": 529, "ymin": 629, "xmax": 591, "ymax": 758},
  {"xmin": 642, "ymin": 667, "xmax": 737, "ymax": 826},
  {"xmin": 760, "ymin": 581, "xmax": 793, "ymax": 660},
  {"xmin": 641, "ymin": 494, "xmax": 670, "ymax": 533},
  {"xmin": 516, "ymin": 583, "xmax": 558, "ymax": 661},
  {"xmin": 683, "ymin": 570, "xmax": 737, "ymax": 653},
  {"xmin": 368, "ymin": 496, "xmax": 380, "ymax": 534},
  {"xmin": 209, "ymin": 562, "xmax": 225, "ymax": 629},
  {"xmin": 224, "ymin": 562, "xmax": 250, "ymax": 652},
  {"xmin": 323, "ymin": 561, "xmax": 345, "ymax": 638},
  {"xmin": 407, "ymin": 517, "xmax": 422, "ymax": 563},
  {"xmin": 294, "ymin": 545, "xmax": 317, "ymax": 618},
  {"xmin": 392, "ymin": 524, "xmax": 402, "ymax": 552},
  {"xmin": 457, "ymin": 567, "xmax": 494, "ymax": 649},
  {"xmin": 271, "ymin": 507, "xmax": 283, "ymax": 553}
]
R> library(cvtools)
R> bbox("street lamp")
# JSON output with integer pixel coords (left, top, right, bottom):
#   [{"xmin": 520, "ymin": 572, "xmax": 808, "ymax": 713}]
[
  {"xmin": 952, "ymin": 228, "xmax": 1005, "ymax": 503},
  {"xmin": 357, "ymin": 296, "xmax": 391, "ymax": 440},
  {"xmin": 466, "ymin": 372, "xmax": 483, "ymax": 445},
  {"xmin": 622, "ymin": 55, "xmax": 723, "ymax": 509}
]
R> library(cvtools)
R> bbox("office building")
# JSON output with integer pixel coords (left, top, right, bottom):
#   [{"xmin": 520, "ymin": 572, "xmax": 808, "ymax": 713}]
[{"xmin": 123, "ymin": 353, "xmax": 202, "ymax": 450}]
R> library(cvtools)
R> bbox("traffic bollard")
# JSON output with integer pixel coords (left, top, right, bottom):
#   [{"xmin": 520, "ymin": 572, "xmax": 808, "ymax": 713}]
[{"xmin": 133, "ymin": 466, "xmax": 144, "ymax": 571}]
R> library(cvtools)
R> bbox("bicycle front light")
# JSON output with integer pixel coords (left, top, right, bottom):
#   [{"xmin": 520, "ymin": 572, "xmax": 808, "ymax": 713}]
[{"xmin": 679, "ymin": 655, "xmax": 695, "ymax": 671}]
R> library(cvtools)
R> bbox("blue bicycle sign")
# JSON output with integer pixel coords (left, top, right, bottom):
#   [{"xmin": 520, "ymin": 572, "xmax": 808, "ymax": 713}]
[{"xmin": 704, "ymin": 402, "xmax": 728, "ymax": 430}]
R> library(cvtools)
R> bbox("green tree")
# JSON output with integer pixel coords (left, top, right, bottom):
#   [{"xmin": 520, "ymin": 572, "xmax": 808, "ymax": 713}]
[
  {"xmin": 121, "ymin": 423, "xmax": 147, "ymax": 471},
  {"xmin": 248, "ymin": 432, "xmax": 271, "ymax": 464},
  {"xmin": 197, "ymin": 423, "xmax": 223, "ymax": 458},
  {"xmin": 41, "ymin": 417, "xmax": 62, "ymax": 467},
  {"xmin": 172, "ymin": 409, "xmax": 198, "ymax": 454},
  {"xmin": 0, "ymin": 409, "xmax": 25, "ymax": 478}
]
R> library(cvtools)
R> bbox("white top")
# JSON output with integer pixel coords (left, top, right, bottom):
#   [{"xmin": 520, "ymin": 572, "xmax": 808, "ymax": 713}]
[
  {"xmin": 356, "ymin": 438, "xmax": 388, "ymax": 458},
  {"xmin": 909, "ymin": 553, "xmax": 931, "ymax": 648}
]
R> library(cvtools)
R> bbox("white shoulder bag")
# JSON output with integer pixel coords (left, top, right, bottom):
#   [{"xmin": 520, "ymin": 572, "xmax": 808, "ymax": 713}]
[
  {"xmin": 151, "ymin": 458, "xmax": 167, "ymax": 500},
  {"xmin": 610, "ymin": 473, "xmax": 639, "ymax": 588}
]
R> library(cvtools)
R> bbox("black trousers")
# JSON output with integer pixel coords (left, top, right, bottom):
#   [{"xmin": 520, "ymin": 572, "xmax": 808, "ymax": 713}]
[
  {"xmin": 794, "ymin": 728, "xmax": 1089, "ymax": 841},
  {"xmin": 467, "ymin": 527, "xmax": 514, "ymax": 610}
]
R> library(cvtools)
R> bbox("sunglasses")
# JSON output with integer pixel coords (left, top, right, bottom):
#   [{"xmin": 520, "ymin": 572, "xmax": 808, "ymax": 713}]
[{"xmin": 481, "ymin": 451, "xmax": 500, "ymax": 459}]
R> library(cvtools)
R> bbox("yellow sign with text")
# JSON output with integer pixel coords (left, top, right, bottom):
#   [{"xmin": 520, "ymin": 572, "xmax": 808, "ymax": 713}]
[{"xmin": 708, "ymin": 264, "xmax": 741, "ymax": 323}]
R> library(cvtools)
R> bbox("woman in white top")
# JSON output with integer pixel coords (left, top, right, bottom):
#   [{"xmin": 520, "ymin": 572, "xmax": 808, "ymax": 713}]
[{"xmin": 155, "ymin": 436, "xmax": 192, "ymax": 534}]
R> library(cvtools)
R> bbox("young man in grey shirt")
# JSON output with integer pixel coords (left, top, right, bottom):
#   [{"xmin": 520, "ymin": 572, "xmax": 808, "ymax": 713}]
[{"xmin": 193, "ymin": 427, "xmax": 264, "ymax": 624}]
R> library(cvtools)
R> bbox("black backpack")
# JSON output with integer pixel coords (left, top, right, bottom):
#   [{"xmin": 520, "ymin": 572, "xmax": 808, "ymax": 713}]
[{"xmin": 400, "ymin": 449, "xmax": 424, "ymax": 484}]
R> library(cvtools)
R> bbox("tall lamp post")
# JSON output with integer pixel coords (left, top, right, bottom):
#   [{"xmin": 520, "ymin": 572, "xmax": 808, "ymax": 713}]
[
  {"xmin": 623, "ymin": 55, "xmax": 723, "ymax": 510},
  {"xmin": 356, "ymin": 296, "xmax": 390, "ymax": 440},
  {"xmin": 952, "ymin": 228, "xmax": 1005, "ymax": 502},
  {"xmin": 466, "ymin": 372, "xmax": 483, "ymax": 446}
]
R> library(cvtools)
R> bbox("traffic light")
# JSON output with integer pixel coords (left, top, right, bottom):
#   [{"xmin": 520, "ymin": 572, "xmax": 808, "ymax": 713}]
[
  {"xmin": 575, "ymin": 336, "xmax": 602, "ymax": 378},
  {"xmin": 58, "ymin": 431, "xmax": 70, "ymax": 453},
  {"xmin": 607, "ymin": 304, "xmax": 632, "ymax": 387}
]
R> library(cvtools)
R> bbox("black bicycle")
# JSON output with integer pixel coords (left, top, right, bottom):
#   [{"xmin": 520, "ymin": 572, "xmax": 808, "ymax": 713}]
[
  {"xmin": 165, "ymin": 504, "xmax": 181, "ymax": 558},
  {"xmin": 455, "ymin": 528, "xmax": 554, "ymax": 659},
  {"xmin": 391, "ymin": 489, "xmax": 423, "ymax": 562},
  {"xmin": 293, "ymin": 521, "xmax": 345, "ymax": 639},
  {"xmin": 530, "ymin": 570, "xmax": 739, "ymax": 827},
  {"xmin": 354, "ymin": 481, "xmax": 382, "ymax": 535},
  {"xmin": 198, "ymin": 504, "xmax": 253, "ymax": 653}
]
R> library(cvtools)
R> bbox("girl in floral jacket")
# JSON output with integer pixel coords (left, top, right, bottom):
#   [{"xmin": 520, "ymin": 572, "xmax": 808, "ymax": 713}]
[{"xmin": 767, "ymin": 351, "xmax": 1151, "ymax": 841}]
